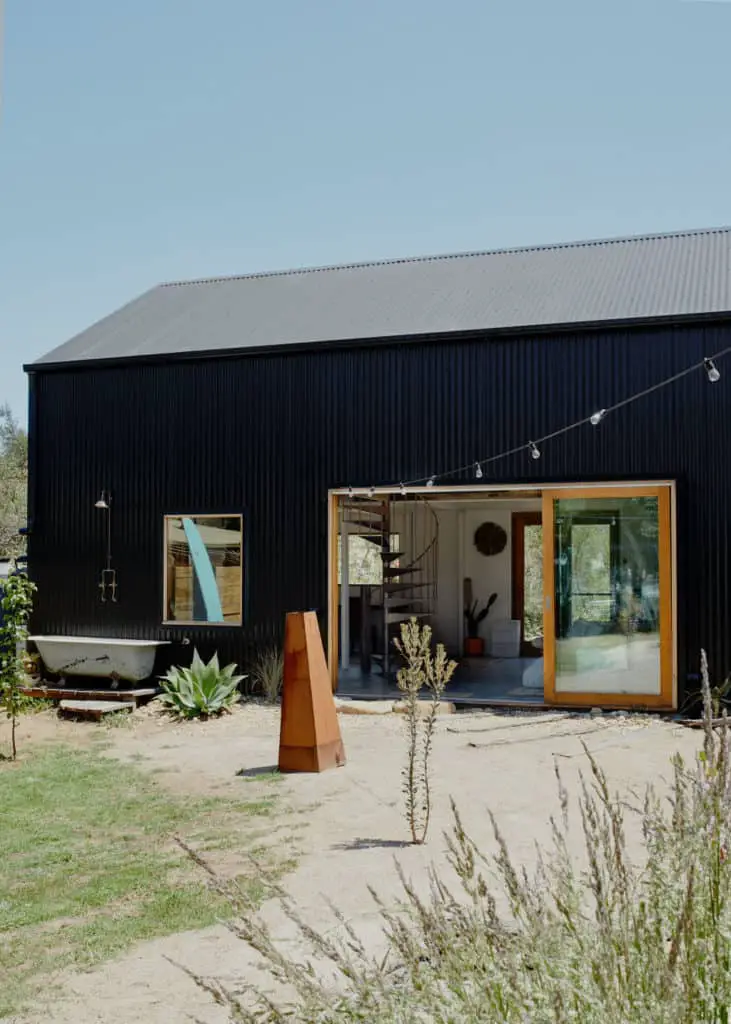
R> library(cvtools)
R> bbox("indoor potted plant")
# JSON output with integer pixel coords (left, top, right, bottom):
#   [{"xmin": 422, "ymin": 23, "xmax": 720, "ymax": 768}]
[{"xmin": 464, "ymin": 592, "xmax": 497, "ymax": 656}]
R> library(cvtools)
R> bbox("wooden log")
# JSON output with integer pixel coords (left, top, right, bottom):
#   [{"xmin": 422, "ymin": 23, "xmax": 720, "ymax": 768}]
[
  {"xmin": 21, "ymin": 685, "xmax": 156, "ymax": 704},
  {"xmin": 279, "ymin": 611, "xmax": 346, "ymax": 773}
]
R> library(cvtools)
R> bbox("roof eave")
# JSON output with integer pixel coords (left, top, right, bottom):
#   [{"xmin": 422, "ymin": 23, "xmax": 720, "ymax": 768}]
[{"xmin": 23, "ymin": 309, "xmax": 731, "ymax": 374}]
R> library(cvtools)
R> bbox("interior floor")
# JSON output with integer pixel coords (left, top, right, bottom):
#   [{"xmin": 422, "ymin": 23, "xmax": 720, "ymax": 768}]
[{"xmin": 338, "ymin": 655, "xmax": 544, "ymax": 705}]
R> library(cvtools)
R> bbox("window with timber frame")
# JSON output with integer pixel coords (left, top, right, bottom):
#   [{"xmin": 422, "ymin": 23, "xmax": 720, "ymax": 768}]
[{"xmin": 163, "ymin": 514, "xmax": 243, "ymax": 625}]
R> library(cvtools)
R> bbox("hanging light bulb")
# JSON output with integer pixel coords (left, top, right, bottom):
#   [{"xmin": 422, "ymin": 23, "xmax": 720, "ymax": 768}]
[
  {"xmin": 400, "ymin": 482, "xmax": 407, "ymax": 495},
  {"xmin": 528, "ymin": 441, "xmax": 541, "ymax": 461},
  {"xmin": 474, "ymin": 462, "xmax": 484, "ymax": 479},
  {"xmin": 704, "ymin": 358, "xmax": 721, "ymax": 383},
  {"xmin": 347, "ymin": 486, "xmax": 354, "ymax": 498},
  {"xmin": 426, "ymin": 477, "xmax": 435, "ymax": 488},
  {"xmin": 590, "ymin": 408, "xmax": 607, "ymax": 426},
  {"xmin": 368, "ymin": 486, "xmax": 376, "ymax": 498}
]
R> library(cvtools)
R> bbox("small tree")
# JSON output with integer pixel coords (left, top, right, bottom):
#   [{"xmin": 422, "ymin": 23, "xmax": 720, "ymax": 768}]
[
  {"xmin": 0, "ymin": 404, "xmax": 28, "ymax": 560},
  {"xmin": 394, "ymin": 618, "xmax": 457, "ymax": 844},
  {"xmin": 0, "ymin": 571, "xmax": 36, "ymax": 759}
]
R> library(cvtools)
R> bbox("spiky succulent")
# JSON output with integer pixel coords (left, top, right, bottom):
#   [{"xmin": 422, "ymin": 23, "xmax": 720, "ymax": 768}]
[{"xmin": 159, "ymin": 649, "xmax": 246, "ymax": 719}]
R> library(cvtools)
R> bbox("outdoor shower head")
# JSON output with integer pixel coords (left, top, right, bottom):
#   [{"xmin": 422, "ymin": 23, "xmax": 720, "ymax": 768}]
[{"xmin": 94, "ymin": 491, "xmax": 116, "ymax": 601}]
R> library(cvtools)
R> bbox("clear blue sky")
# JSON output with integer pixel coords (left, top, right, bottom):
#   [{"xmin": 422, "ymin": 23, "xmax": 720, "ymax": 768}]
[{"xmin": 2, "ymin": 0, "xmax": 731, "ymax": 422}]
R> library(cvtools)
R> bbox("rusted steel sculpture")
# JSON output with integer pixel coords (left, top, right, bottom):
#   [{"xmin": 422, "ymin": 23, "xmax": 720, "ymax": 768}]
[{"xmin": 278, "ymin": 611, "xmax": 346, "ymax": 773}]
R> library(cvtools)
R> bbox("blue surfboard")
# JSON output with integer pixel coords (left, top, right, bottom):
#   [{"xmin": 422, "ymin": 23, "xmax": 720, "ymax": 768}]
[{"xmin": 182, "ymin": 517, "xmax": 224, "ymax": 623}]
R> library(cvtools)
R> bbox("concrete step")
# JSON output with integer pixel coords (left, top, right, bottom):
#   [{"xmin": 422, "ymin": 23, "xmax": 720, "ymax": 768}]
[{"xmin": 60, "ymin": 700, "xmax": 133, "ymax": 721}]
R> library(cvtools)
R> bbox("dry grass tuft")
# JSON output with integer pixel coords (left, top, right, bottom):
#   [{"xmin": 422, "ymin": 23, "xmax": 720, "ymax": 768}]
[{"xmin": 183, "ymin": 650, "xmax": 731, "ymax": 1023}]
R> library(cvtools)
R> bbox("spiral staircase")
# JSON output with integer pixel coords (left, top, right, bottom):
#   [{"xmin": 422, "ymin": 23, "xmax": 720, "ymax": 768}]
[{"xmin": 340, "ymin": 495, "xmax": 439, "ymax": 677}]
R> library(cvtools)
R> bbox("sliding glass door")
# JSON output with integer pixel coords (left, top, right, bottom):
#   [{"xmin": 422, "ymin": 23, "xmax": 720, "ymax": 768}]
[{"xmin": 542, "ymin": 486, "xmax": 674, "ymax": 708}]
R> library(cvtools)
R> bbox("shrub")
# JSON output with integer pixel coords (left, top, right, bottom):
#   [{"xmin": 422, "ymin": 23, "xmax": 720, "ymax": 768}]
[
  {"xmin": 250, "ymin": 646, "xmax": 284, "ymax": 703},
  {"xmin": 394, "ymin": 618, "xmax": 457, "ymax": 844},
  {"xmin": 182, "ymin": 650, "xmax": 731, "ymax": 1023},
  {"xmin": 15, "ymin": 695, "xmax": 51, "ymax": 715},
  {"xmin": 159, "ymin": 650, "xmax": 245, "ymax": 720},
  {"xmin": 0, "ymin": 571, "xmax": 36, "ymax": 759}
]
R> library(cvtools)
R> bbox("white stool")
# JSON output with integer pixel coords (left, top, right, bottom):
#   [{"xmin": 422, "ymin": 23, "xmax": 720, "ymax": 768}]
[
  {"xmin": 522, "ymin": 658, "xmax": 544, "ymax": 689},
  {"xmin": 488, "ymin": 619, "xmax": 521, "ymax": 659}
]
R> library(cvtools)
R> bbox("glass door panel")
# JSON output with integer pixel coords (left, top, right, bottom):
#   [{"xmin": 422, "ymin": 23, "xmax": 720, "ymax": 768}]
[{"xmin": 543, "ymin": 487, "xmax": 673, "ymax": 707}]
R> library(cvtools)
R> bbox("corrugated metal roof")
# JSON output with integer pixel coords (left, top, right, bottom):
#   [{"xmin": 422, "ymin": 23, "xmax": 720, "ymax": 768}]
[{"xmin": 33, "ymin": 227, "xmax": 731, "ymax": 366}]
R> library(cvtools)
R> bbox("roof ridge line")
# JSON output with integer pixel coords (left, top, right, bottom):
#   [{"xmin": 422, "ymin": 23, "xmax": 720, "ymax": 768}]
[{"xmin": 158, "ymin": 225, "xmax": 731, "ymax": 289}]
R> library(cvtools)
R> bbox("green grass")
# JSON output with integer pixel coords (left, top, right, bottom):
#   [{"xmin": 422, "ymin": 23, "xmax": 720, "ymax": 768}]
[
  {"xmin": 237, "ymin": 768, "xmax": 283, "ymax": 784},
  {"xmin": 0, "ymin": 745, "xmax": 283, "ymax": 1018},
  {"xmin": 15, "ymin": 695, "xmax": 53, "ymax": 715}
]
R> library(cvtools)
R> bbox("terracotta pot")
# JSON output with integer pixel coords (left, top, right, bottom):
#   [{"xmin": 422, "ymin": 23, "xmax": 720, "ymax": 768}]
[{"xmin": 464, "ymin": 636, "xmax": 484, "ymax": 657}]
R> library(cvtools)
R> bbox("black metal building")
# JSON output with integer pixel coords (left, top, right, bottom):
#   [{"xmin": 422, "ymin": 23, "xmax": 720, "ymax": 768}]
[{"xmin": 24, "ymin": 228, "xmax": 731, "ymax": 707}]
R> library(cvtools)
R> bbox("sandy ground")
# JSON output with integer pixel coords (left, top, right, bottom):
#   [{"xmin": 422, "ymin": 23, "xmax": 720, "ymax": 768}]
[{"xmin": 2, "ymin": 703, "xmax": 702, "ymax": 1024}]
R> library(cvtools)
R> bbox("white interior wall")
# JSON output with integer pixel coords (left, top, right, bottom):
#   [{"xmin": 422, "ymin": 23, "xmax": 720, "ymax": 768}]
[{"xmin": 430, "ymin": 499, "xmax": 542, "ymax": 653}]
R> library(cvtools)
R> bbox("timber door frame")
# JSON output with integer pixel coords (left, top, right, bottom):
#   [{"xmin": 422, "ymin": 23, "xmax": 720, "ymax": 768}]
[
  {"xmin": 542, "ymin": 484, "xmax": 675, "ymax": 710},
  {"xmin": 511, "ymin": 511, "xmax": 543, "ymax": 656},
  {"xmin": 328, "ymin": 492, "xmax": 340, "ymax": 691}
]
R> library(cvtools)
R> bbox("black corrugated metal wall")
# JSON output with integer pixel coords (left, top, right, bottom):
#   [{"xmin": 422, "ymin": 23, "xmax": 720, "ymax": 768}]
[{"xmin": 27, "ymin": 320, "xmax": 731, "ymax": 699}]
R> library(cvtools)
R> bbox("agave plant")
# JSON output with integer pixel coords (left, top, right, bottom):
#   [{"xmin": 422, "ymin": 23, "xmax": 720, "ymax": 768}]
[{"xmin": 159, "ymin": 649, "xmax": 246, "ymax": 719}]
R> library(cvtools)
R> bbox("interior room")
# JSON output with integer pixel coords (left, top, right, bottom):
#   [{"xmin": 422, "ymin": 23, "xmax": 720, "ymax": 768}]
[
  {"xmin": 335, "ymin": 484, "xmax": 672, "ymax": 708},
  {"xmin": 337, "ymin": 490, "xmax": 547, "ymax": 705}
]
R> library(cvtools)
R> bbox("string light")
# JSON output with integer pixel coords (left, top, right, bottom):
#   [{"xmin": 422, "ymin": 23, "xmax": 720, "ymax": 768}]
[
  {"xmin": 368, "ymin": 486, "xmax": 376, "ymax": 497},
  {"xmin": 353, "ymin": 346, "xmax": 729, "ymax": 492},
  {"xmin": 347, "ymin": 486, "xmax": 354, "ymax": 498},
  {"xmin": 705, "ymin": 358, "xmax": 721, "ymax": 383}
]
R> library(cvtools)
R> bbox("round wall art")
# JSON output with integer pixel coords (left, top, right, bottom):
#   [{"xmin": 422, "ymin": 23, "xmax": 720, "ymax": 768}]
[{"xmin": 474, "ymin": 521, "xmax": 507, "ymax": 557}]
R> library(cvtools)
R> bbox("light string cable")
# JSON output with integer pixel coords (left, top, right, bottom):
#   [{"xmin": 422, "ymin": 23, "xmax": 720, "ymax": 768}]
[{"xmin": 354, "ymin": 343, "xmax": 731, "ymax": 493}]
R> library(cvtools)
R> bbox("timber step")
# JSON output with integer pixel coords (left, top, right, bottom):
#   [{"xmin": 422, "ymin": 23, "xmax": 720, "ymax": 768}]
[
  {"xmin": 344, "ymin": 501, "xmax": 389, "ymax": 515},
  {"xmin": 21, "ymin": 685, "xmax": 157, "ymax": 706},
  {"xmin": 383, "ymin": 581, "xmax": 431, "ymax": 594},
  {"xmin": 386, "ymin": 611, "xmax": 430, "ymax": 624},
  {"xmin": 60, "ymin": 700, "xmax": 133, "ymax": 721},
  {"xmin": 371, "ymin": 600, "xmax": 426, "ymax": 612},
  {"xmin": 344, "ymin": 518, "xmax": 389, "ymax": 533},
  {"xmin": 385, "ymin": 613, "xmax": 431, "ymax": 628},
  {"xmin": 382, "ymin": 565, "xmax": 421, "ymax": 578}
]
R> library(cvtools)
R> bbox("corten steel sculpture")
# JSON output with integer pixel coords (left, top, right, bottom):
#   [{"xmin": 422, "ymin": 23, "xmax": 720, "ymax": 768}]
[{"xmin": 278, "ymin": 611, "xmax": 346, "ymax": 773}]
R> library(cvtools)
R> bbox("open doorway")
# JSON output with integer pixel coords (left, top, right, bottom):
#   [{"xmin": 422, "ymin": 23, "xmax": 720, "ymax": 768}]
[
  {"xmin": 329, "ymin": 482, "xmax": 675, "ymax": 709},
  {"xmin": 333, "ymin": 490, "xmax": 546, "ymax": 704}
]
